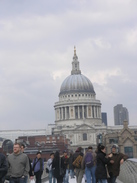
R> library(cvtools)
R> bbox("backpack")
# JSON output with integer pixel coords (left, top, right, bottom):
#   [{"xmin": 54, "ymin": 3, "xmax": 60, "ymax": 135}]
[
  {"xmin": 84, "ymin": 152, "xmax": 94, "ymax": 168},
  {"xmin": 72, "ymin": 155, "xmax": 83, "ymax": 168}
]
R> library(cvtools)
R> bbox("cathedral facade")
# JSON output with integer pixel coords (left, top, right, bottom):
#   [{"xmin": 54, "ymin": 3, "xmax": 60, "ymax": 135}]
[{"xmin": 53, "ymin": 48, "xmax": 109, "ymax": 150}]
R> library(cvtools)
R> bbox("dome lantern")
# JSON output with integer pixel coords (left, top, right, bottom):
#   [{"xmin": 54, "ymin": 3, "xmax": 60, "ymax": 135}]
[{"xmin": 71, "ymin": 46, "xmax": 81, "ymax": 75}]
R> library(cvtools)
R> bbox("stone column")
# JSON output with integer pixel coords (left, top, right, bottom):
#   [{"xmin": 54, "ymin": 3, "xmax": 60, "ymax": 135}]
[
  {"xmin": 65, "ymin": 107, "xmax": 67, "ymax": 119},
  {"xmin": 91, "ymin": 106, "xmax": 93, "ymax": 118},
  {"xmin": 73, "ymin": 106, "xmax": 75, "ymax": 119},
  {"xmin": 78, "ymin": 106, "xmax": 80, "ymax": 119},
  {"xmin": 59, "ymin": 108, "xmax": 61, "ymax": 120},
  {"xmin": 82, "ymin": 106, "xmax": 84, "ymax": 119},
  {"xmin": 87, "ymin": 106, "xmax": 89, "ymax": 118},
  {"xmin": 96, "ymin": 107, "xmax": 98, "ymax": 118},
  {"xmin": 94, "ymin": 106, "xmax": 96, "ymax": 118},
  {"xmin": 61, "ymin": 108, "xmax": 63, "ymax": 120}
]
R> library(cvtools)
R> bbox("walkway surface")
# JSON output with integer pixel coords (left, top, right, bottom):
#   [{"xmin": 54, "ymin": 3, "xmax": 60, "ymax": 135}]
[{"xmin": 44, "ymin": 176, "xmax": 123, "ymax": 183}]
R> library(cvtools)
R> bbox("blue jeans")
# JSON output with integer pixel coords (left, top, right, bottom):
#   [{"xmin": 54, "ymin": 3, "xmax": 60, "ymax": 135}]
[
  {"xmin": 69, "ymin": 169, "xmax": 74, "ymax": 178},
  {"xmin": 85, "ymin": 166, "xmax": 96, "ymax": 183},
  {"xmin": 49, "ymin": 170, "xmax": 56, "ymax": 183},
  {"xmin": 24, "ymin": 176, "xmax": 28, "ymax": 183},
  {"xmin": 10, "ymin": 177, "xmax": 26, "ymax": 183},
  {"xmin": 98, "ymin": 180, "xmax": 107, "ymax": 183},
  {"xmin": 63, "ymin": 169, "xmax": 69, "ymax": 183}
]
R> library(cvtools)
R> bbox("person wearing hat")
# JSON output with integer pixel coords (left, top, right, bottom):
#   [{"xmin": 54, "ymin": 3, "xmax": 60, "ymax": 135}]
[
  {"xmin": 107, "ymin": 144, "xmax": 128, "ymax": 183},
  {"xmin": 32, "ymin": 151, "xmax": 44, "ymax": 183}
]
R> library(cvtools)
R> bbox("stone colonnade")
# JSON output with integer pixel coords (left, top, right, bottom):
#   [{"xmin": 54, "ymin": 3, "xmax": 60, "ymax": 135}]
[{"xmin": 55, "ymin": 105, "xmax": 101, "ymax": 121}]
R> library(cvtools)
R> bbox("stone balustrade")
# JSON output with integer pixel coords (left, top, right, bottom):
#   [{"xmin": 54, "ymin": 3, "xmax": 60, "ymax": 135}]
[{"xmin": 118, "ymin": 158, "xmax": 137, "ymax": 183}]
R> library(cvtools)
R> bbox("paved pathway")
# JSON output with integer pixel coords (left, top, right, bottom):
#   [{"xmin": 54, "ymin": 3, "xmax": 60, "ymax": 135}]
[{"xmin": 44, "ymin": 175, "xmax": 123, "ymax": 183}]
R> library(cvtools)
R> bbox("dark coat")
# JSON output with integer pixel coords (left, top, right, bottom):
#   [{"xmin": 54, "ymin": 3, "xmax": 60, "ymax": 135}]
[
  {"xmin": 107, "ymin": 153, "xmax": 128, "ymax": 177},
  {"xmin": 69, "ymin": 154, "xmax": 74, "ymax": 170},
  {"xmin": 52, "ymin": 157, "xmax": 65, "ymax": 179},
  {"xmin": 0, "ymin": 153, "xmax": 8, "ymax": 180},
  {"xmin": 62, "ymin": 156, "xmax": 69, "ymax": 169},
  {"xmin": 95, "ymin": 151, "xmax": 110, "ymax": 180}
]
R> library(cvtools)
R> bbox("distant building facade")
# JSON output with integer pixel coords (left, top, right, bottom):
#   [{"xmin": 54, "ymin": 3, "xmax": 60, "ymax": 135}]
[
  {"xmin": 101, "ymin": 112, "xmax": 107, "ymax": 126},
  {"xmin": 114, "ymin": 104, "xmax": 129, "ymax": 125},
  {"xmin": 16, "ymin": 134, "xmax": 70, "ymax": 160},
  {"xmin": 103, "ymin": 121, "xmax": 137, "ymax": 158}
]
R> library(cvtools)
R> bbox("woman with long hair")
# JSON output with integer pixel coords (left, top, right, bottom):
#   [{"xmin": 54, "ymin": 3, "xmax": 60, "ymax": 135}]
[
  {"xmin": 95, "ymin": 144, "xmax": 113, "ymax": 183},
  {"xmin": 52, "ymin": 151, "xmax": 65, "ymax": 183}
]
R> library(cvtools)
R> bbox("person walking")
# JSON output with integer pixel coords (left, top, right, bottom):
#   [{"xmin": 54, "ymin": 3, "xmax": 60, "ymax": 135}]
[
  {"xmin": 69, "ymin": 151, "xmax": 74, "ymax": 179},
  {"xmin": 62, "ymin": 150, "xmax": 69, "ymax": 183},
  {"xmin": 47, "ymin": 153, "xmax": 56, "ymax": 183},
  {"xmin": 82, "ymin": 146, "xmax": 96, "ymax": 183},
  {"xmin": 52, "ymin": 151, "xmax": 65, "ymax": 183},
  {"xmin": 72, "ymin": 147, "xmax": 84, "ymax": 183},
  {"xmin": 0, "ymin": 152, "xmax": 8, "ymax": 183},
  {"xmin": 95, "ymin": 144, "xmax": 113, "ymax": 183},
  {"xmin": 21, "ymin": 144, "xmax": 34, "ymax": 183},
  {"xmin": 32, "ymin": 151, "xmax": 44, "ymax": 183},
  {"xmin": 107, "ymin": 144, "xmax": 128, "ymax": 183},
  {"xmin": 7, "ymin": 143, "xmax": 30, "ymax": 183}
]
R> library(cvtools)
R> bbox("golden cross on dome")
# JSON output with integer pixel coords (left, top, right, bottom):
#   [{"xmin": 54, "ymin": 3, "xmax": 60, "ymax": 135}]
[{"xmin": 74, "ymin": 46, "xmax": 76, "ymax": 55}]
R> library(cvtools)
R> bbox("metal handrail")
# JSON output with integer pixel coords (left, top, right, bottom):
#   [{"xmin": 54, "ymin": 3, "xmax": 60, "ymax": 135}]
[{"xmin": 118, "ymin": 159, "xmax": 137, "ymax": 183}]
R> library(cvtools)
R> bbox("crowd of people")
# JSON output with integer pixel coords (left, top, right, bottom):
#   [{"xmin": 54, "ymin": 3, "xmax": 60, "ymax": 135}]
[
  {"xmin": 0, "ymin": 142, "xmax": 128, "ymax": 183},
  {"xmin": 0, "ymin": 142, "xmax": 44, "ymax": 183},
  {"xmin": 46, "ymin": 144, "xmax": 128, "ymax": 183}
]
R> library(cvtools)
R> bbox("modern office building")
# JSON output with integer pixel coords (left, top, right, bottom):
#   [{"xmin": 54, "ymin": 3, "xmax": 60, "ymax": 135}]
[
  {"xmin": 101, "ymin": 112, "xmax": 107, "ymax": 126},
  {"xmin": 114, "ymin": 104, "xmax": 129, "ymax": 125}
]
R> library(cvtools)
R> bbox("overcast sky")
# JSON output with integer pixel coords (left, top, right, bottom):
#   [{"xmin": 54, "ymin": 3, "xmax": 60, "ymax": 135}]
[{"xmin": 0, "ymin": 0, "xmax": 137, "ymax": 130}]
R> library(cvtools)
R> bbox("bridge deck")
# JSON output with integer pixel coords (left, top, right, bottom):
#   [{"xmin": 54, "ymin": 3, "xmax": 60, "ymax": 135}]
[{"xmin": 44, "ymin": 175, "xmax": 123, "ymax": 183}]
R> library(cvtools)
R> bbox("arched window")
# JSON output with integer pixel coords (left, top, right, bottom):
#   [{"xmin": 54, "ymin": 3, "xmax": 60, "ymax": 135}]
[{"xmin": 83, "ymin": 133, "xmax": 87, "ymax": 141}]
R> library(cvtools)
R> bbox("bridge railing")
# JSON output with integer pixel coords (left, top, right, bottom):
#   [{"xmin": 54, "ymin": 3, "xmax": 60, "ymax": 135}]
[{"xmin": 118, "ymin": 158, "xmax": 137, "ymax": 183}]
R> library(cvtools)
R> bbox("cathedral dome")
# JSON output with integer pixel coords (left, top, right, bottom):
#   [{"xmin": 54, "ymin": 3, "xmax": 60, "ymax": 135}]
[
  {"xmin": 59, "ymin": 47, "xmax": 95, "ymax": 96},
  {"xmin": 59, "ymin": 74, "xmax": 95, "ymax": 96}
]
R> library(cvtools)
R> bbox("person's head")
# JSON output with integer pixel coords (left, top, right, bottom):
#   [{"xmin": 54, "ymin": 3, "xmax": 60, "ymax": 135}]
[
  {"xmin": 78, "ymin": 147, "xmax": 83, "ymax": 152},
  {"xmin": 63, "ymin": 150, "xmax": 67, "ymax": 156},
  {"xmin": 98, "ymin": 144, "xmax": 106, "ymax": 153},
  {"xmin": 111, "ymin": 144, "xmax": 119, "ymax": 154},
  {"xmin": 13, "ymin": 143, "xmax": 21, "ymax": 154},
  {"xmin": 50, "ymin": 153, "xmax": 54, "ymax": 159},
  {"xmin": 54, "ymin": 151, "xmax": 60, "ymax": 160},
  {"xmin": 21, "ymin": 143, "xmax": 25, "ymax": 153},
  {"xmin": 88, "ymin": 146, "xmax": 93, "ymax": 151},
  {"xmin": 69, "ymin": 150, "xmax": 73, "ymax": 156},
  {"xmin": 36, "ymin": 151, "xmax": 42, "ymax": 159}
]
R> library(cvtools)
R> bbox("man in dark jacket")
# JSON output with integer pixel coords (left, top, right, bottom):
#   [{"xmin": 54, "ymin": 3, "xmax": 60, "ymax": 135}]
[
  {"xmin": 107, "ymin": 144, "xmax": 128, "ymax": 183},
  {"xmin": 0, "ymin": 152, "xmax": 8, "ymax": 183},
  {"xmin": 32, "ymin": 151, "xmax": 44, "ymax": 183},
  {"xmin": 69, "ymin": 151, "xmax": 74, "ymax": 179},
  {"xmin": 21, "ymin": 144, "xmax": 34, "ymax": 183}
]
